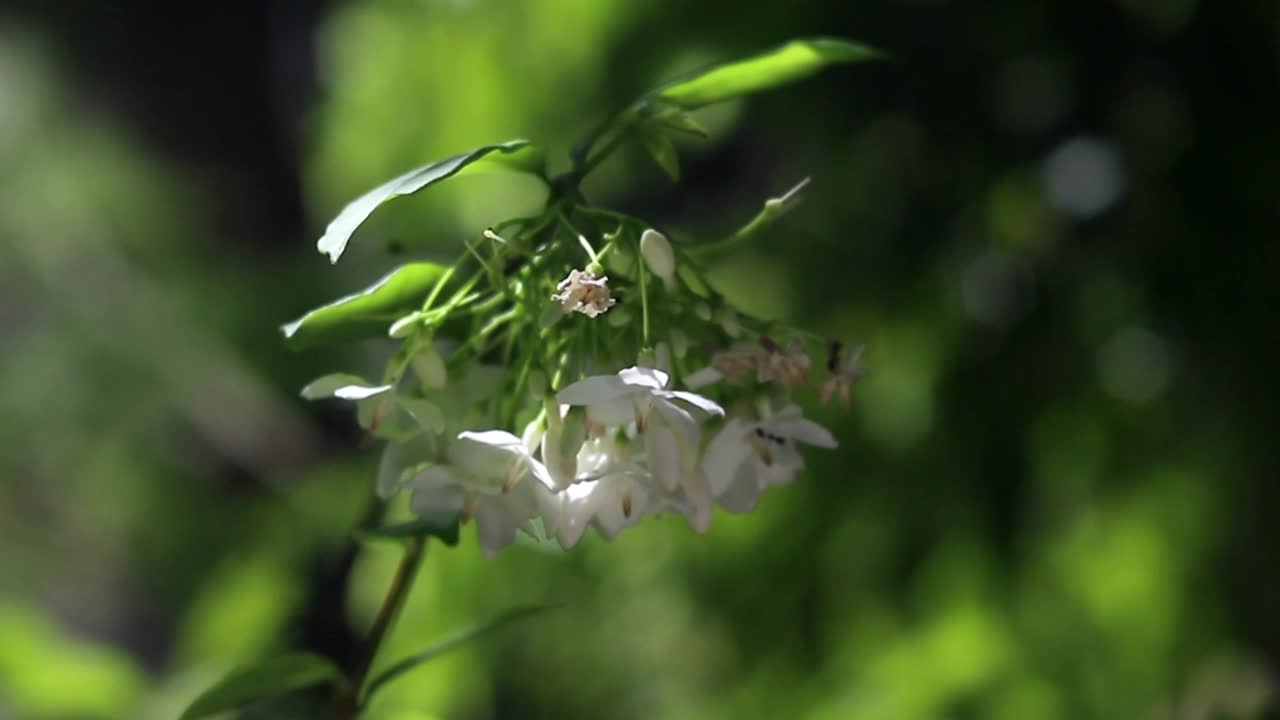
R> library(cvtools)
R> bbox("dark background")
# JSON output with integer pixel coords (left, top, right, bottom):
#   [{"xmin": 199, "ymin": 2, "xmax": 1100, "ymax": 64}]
[{"xmin": 1, "ymin": 1, "xmax": 1278, "ymax": 718}]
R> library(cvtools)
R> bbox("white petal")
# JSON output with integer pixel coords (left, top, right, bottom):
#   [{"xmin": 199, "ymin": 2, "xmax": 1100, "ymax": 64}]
[
  {"xmin": 451, "ymin": 431, "xmax": 521, "ymax": 481},
  {"xmin": 333, "ymin": 384, "xmax": 393, "ymax": 400},
  {"xmin": 521, "ymin": 418, "xmax": 544, "ymax": 454},
  {"xmin": 664, "ymin": 390, "xmax": 725, "ymax": 417},
  {"xmin": 586, "ymin": 396, "xmax": 637, "ymax": 426},
  {"xmin": 644, "ymin": 422, "xmax": 684, "ymax": 493},
  {"xmin": 520, "ymin": 455, "xmax": 558, "ymax": 491},
  {"xmin": 592, "ymin": 485, "xmax": 628, "ymax": 540},
  {"xmin": 408, "ymin": 466, "xmax": 466, "ymax": 516},
  {"xmin": 717, "ymin": 465, "xmax": 763, "ymax": 513},
  {"xmin": 474, "ymin": 500, "xmax": 519, "ymax": 557},
  {"xmin": 618, "ymin": 366, "xmax": 669, "ymax": 390},
  {"xmin": 682, "ymin": 366, "xmax": 724, "ymax": 389},
  {"xmin": 532, "ymin": 482, "xmax": 562, "ymax": 537},
  {"xmin": 769, "ymin": 416, "xmax": 839, "ymax": 449},
  {"xmin": 557, "ymin": 480, "xmax": 597, "ymax": 548},
  {"xmin": 680, "ymin": 469, "xmax": 713, "ymax": 534},
  {"xmin": 556, "ymin": 375, "xmax": 630, "ymax": 406},
  {"xmin": 653, "ymin": 399, "xmax": 699, "ymax": 444},
  {"xmin": 702, "ymin": 420, "xmax": 752, "ymax": 497},
  {"xmin": 757, "ymin": 446, "xmax": 804, "ymax": 489},
  {"xmin": 457, "ymin": 429, "xmax": 526, "ymax": 450}
]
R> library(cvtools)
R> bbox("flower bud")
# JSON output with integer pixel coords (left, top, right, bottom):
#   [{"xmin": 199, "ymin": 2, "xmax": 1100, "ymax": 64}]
[
  {"xmin": 388, "ymin": 311, "xmax": 424, "ymax": 339},
  {"xmin": 640, "ymin": 229, "xmax": 676, "ymax": 283},
  {"xmin": 542, "ymin": 399, "xmax": 586, "ymax": 488},
  {"xmin": 559, "ymin": 406, "xmax": 588, "ymax": 462}
]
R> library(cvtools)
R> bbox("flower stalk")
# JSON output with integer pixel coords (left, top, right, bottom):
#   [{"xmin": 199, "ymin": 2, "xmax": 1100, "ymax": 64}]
[{"xmin": 337, "ymin": 535, "xmax": 426, "ymax": 719}]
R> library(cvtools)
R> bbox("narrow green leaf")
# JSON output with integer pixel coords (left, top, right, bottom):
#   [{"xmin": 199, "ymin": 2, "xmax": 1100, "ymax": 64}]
[
  {"xmin": 316, "ymin": 139, "xmax": 545, "ymax": 263},
  {"xmin": 653, "ymin": 107, "xmax": 709, "ymax": 138},
  {"xmin": 639, "ymin": 127, "xmax": 680, "ymax": 181},
  {"xmin": 300, "ymin": 373, "xmax": 391, "ymax": 401},
  {"xmin": 362, "ymin": 605, "xmax": 557, "ymax": 703},
  {"xmin": 178, "ymin": 653, "xmax": 344, "ymax": 720},
  {"xmin": 282, "ymin": 263, "xmax": 449, "ymax": 349},
  {"xmin": 655, "ymin": 37, "xmax": 881, "ymax": 110},
  {"xmin": 360, "ymin": 516, "xmax": 460, "ymax": 546}
]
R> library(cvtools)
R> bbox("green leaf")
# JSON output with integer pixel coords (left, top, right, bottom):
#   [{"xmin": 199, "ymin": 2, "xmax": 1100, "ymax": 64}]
[
  {"xmin": 650, "ymin": 105, "xmax": 709, "ymax": 138},
  {"xmin": 282, "ymin": 263, "xmax": 449, "ymax": 349},
  {"xmin": 396, "ymin": 396, "xmax": 445, "ymax": 432},
  {"xmin": 639, "ymin": 127, "xmax": 680, "ymax": 182},
  {"xmin": 178, "ymin": 653, "xmax": 345, "ymax": 720},
  {"xmin": 376, "ymin": 443, "xmax": 408, "ymax": 500},
  {"xmin": 316, "ymin": 139, "xmax": 545, "ymax": 263},
  {"xmin": 362, "ymin": 605, "xmax": 557, "ymax": 703},
  {"xmin": 360, "ymin": 516, "xmax": 460, "ymax": 546},
  {"xmin": 300, "ymin": 373, "xmax": 391, "ymax": 401},
  {"xmin": 655, "ymin": 37, "xmax": 881, "ymax": 110}
]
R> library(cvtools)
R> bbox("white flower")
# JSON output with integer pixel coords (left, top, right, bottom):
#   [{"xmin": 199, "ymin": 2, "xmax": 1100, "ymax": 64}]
[
  {"xmin": 557, "ymin": 366, "xmax": 722, "ymax": 427},
  {"xmin": 702, "ymin": 406, "xmax": 838, "ymax": 513},
  {"xmin": 556, "ymin": 435, "xmax": 654, "ymax": 547},
  {"xmin": 408, "ymin": 429, "xmax": 559, "ymax": 556},
  {"xmin": 551, "ymin": 269, "xmax": 616, "ymax": 318},
  {"xmin": 557, "ymin": 367, "xmax": 723, "ymax": 533}
]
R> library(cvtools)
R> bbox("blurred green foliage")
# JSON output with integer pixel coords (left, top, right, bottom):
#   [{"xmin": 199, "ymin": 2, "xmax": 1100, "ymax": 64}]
[{"xmin": 2, "ymin": 0, "xmax": 1279, "ymax": 718}]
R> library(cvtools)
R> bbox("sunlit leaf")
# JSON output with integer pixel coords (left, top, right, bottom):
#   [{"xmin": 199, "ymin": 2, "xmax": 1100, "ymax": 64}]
[
  {"xmin": 639, "ymin": 126, "xmax": 681, "ymax": 181},
  {"xmin": 282, "ymin": 263, "xmax": 449, "ymax": 349},
  {"xmin": 362, "ymin": 605, "xmax": 557, "ymax": 703},
  {"xmin": 299, "ymin": 373, "xmax": 392, "ymax": 401},
  {"xmin": 178, "ymin": 653, "xmax": 345, "ymax": 720},
  {"xmin": 655, "ymin": 37, "xmax": 880, "ymax": 110},
  {"xmin": 316, "ymin": 140, "xmax": 545, "ymax": 263}
]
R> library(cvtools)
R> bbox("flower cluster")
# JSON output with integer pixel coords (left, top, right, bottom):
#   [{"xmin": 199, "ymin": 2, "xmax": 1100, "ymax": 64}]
[
  {"xmin": 298, "ymin": 218, "xmax": 866, "ymax": 555},
  {"xmin": 393, "ymin": 364, "xmax": 839, "ymax": 555}
]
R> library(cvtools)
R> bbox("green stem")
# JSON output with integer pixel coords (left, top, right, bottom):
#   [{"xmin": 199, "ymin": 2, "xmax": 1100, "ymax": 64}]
[
  {"xmin": 639, "ymin": 252, "xmax": 651, "ymax": 348},
  {"xmin": 577, "ymin": 121, "xmax": 631, "ymax": 178},
  {"xmin": 337, "ymin": 536, "xmax": 426, "ymax": 719},
  {"xmin": 688, "ymin": 177, "xmax": 811, "ymax": 257}
]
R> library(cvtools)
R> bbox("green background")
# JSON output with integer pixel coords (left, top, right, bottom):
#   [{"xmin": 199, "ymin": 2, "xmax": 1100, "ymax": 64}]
[{"xmin": 1, "ymin": 0, "xmax": 1277, "ymax": 718}]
